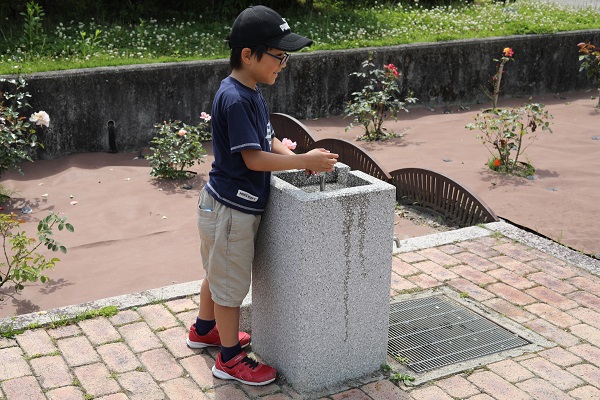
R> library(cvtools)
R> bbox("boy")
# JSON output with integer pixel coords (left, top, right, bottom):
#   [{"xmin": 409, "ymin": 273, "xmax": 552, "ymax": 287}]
[{"xmin": 187, "ymin": 5, "xmax": 339, "ymax": 386}]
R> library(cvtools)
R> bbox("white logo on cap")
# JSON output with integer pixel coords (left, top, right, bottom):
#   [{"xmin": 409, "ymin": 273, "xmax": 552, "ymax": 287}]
[{"xmin": 279, "ymin": 18, "xmax": 290, "ymax": 32}]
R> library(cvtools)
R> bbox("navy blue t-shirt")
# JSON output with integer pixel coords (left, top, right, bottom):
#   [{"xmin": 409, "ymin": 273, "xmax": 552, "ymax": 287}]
[{"xmin": 205, "ymin": 76, "xmax": 274, "ymax": 215}]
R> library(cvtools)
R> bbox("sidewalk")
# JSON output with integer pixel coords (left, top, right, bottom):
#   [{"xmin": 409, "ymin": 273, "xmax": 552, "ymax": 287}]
[{"xmin": 1, "ymin": 220, "xmax": 600, "ymax": 399}]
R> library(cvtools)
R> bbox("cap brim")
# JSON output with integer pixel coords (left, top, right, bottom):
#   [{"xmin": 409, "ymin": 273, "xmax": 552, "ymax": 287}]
[{"xmin": 265, "ymin": 32, "xmax": 313, "ymax": 52}]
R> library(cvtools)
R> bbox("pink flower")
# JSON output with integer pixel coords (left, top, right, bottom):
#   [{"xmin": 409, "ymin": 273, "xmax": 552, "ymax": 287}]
[
  {"xmin": 177, "ymin": 129, "xmax": 187, "ymax": 137},
  {"xmin": 384, "ymin": 63, "xmax": 399, "ymax": 77},
  {"xmin": 281, "ymin": 138, "xmax": 297, "ymax": 150},
  {"xmin": 503, "ymin": 47, "xmax": 514, "ymax": 57},
  {"xmin": 577, "ymin": 42, "xmax": 586, "ymax": 47},
  {"xmin": 200, "ymin": 112, "xmax": 211, "ymax": 122}
]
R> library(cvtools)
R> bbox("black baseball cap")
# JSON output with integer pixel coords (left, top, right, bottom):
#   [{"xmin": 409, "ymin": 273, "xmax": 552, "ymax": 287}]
[{"xmin": 226, "ymin": 5, "xmax": 313, "ymax": 52}]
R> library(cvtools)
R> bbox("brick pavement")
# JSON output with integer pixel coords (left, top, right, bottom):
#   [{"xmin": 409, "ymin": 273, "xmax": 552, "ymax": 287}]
[{"xmin": 1, "ymin": 224, "xmax": 600, "ymax": 399}]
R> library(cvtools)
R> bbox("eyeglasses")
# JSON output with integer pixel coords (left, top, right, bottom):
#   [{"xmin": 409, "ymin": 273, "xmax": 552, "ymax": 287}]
[{"xmin": 264, "ymin": 51, "xmax": 290, "ymax": 65}]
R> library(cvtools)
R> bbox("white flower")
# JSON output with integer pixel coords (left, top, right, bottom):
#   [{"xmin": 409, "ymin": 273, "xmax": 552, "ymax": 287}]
[{"xmin": 30, "ymin": 111, "xmax": 50, "ymax": 127}]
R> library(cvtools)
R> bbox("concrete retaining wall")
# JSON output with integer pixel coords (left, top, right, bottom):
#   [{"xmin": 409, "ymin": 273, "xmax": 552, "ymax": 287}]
[{"xmin": 3, "ymin": 29, "xmax": 599, "ymax": 159}]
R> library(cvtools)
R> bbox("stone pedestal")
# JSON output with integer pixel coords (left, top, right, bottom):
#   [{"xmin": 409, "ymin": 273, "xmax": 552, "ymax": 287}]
[{"xmin": 252, "ymin": 164, "xmax": 395, "ymax": 393}]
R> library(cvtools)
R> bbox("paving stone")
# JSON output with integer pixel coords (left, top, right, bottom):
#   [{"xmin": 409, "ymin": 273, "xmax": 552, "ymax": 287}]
[
  {"xmin": 204, "ymin": 383, "xmax": 250, "ymax": 399},
  {"xmin": 74, "ymin": 363, "xmax": 120, "ymax": 397},
  {"xmin": 447, "ymin": 278, "xmax": 495, "ymax": 301},
  {"xmin": 0, "ymin": 336, "xmax": 16, "ymax": 349},
  {"xmin": 391, "ymin": 273, "xmax": 419, "ymax": 294},
  {"xmin": 458, "ymin": 240, "xmax": 503, "ymax": 258},
  {"xmin": 0, "ymin": 347, "xmax": 30, "ymax": 380},
  {"xmin": 45, "ymin": 386, "xmax": 86, "ymax": 400},
  {"xmin": 569, "ymin": 385, "xmax": 600, "ymax": 399},
  {"xmin": 410, "ymin": 385, "xmax": 454, "ymax": 400},
  {"xmin": 240, "ymin": 380, "xmax": 281, "ymax": 398},
  {"xmin": 568, "ymin": 307, "xmax": 600, "ymax": 330},
  {"xmin": 165, "ymin": 297, "xmax": 198, "ymax": 314},
  {"xmin": 15, "ymin": 329, "xmax": 57, "ymax": 356},
  {"xmin": 96, "ymin": 394, "xmax": 129, "ymax": 400},
  {"xmin": 516, "ymin": 378, "xmax": 572, "ymax": 400},
  {"xmin": 466, "ymin": 395, "xmax": 496, "ymax": 400},
  {"xmin": 30, "ymin": 354, "xmax": 73, "ymax": 389},
  {"xmin": 109, "ymin": 309, "xmax": 142, "ymax": 326},
  {"xmin": 493, "ymin": 243, "xmax": 539, "ymax": 262},
  {"xmin": 417, "ymin": 248, "xmax": 463, "ymax": 267},
  {"xmin": 396, "ymin": 251, "xmax": 427, "ymax": 263},
  {"xmin": 488, "ymin": 256, "xmax": 538, "ymax": 275},
  {"xmin": 527, "ymin": 272, "xmax": 577, "ymax": 294},
  {"xmin": 486, "ymin": 283, "xmax": 536, "ymax": 305},
  {"xmin": 527, "ymin": 259, "xmax": 578, "ymax": 279},
  {"xmin": 160, "ymin": 377, "xmax": 208, "ymax": 400},
  {"xmin": 487, "ymin": 268, "xmax": 536, "ymax": 289},
  {"xmin": 569, "ymin": 276, "xmax": 600, "ymax": 294},
  {"xmin": 570, "ymin": 343, "xmax": 600, "ymax": 367},
  {"xmin": 330, "ymin": 388, "xmax": 372, "ymax": 400},
  {"xmin": 538, "ymin": 347, "xmax": 582, "ymax": 367},
  {"xmin": 568, "ymin": 364, "xmax": 600, "ymax": 388},
  {"xmin": 525, "ymin": 319, "xmax": 580, "ymax": 347},
  {"xmin": 570, "ymin": 324, "xmax": 600, "ymax": 346},
  {"xmin": 487, "ymin": 359, "xmax": 535, "ymax": 383},
  {"xmin": 520, "ymin": 357, "xmax": 583, "ymax": 390},
  {"xmin": 476, "ymin": 236, "xmax": 510, "ymax": 247},
  {"xmin": 450, "ymin": 264, "xmax": 496, "ymax": 285},
  {"xmin": 177, "ymin": 310, "xmax": 199, "ymax": 328},
  {"xmin": 47, "ymin": 324, "xmax": 81, "ymax": 339},
  {"xmin": 568, "ymin": 291, "xmax": 600, "ymax": 309},
  {"xmin": 78, "ymin": 317, "xmax": 121, "ymax": 345},
  {"xmin": 412, "ymin": 260, "xmax": 459, "ymax": 281},
  {"xmin": 180, "ymin": 353, "xmax": 220, "ymax": 388},
  {"xmin": 482, "ymin": 298, "xmax": 534, "ymax": 324},
  {"xmin": 1, "ymin": 375, "xmax": 46, "ymax": 400},
  {"xmin": 392, "ymin": 257, "xmax": 421, "ymax": 276},
  {"xmin": 137, "ymin": 303, "xmax": 180, "ymax": 331},
  {"xmin": 118, "ymin": 321, "xmax": 162, "ymax": 353},
  {"xmin": 434, "ymin": 375, "xmax": 481, "ymax": 398},
  {"xmin": 453, "ymin": 252, "xmax": 499, "ymax": 272},
  {"xmin": 157, "ymin": 326, "xmax": 196, "ymax": 358},
  {"xmin": 117, "ymin": 370, "xmax": 166, "ymax": 400},
  {"xmin": 57, "ymin": 336, "xmax": 99, "ymax": 367},
  {"xmin": 437, "ymin": 243, "xmax": 465, "ymax": 255},
  {"xmin": 140, "ymin": 348, "xmax": 183, "ymax": 381},
  {"xmin": 524, "ymin": 303, "xmax": 580, "ymax": 328},
  {"xmin": 467, "ymin": 371, "xmax": 532, "ymax": 400},
  {"xmin": 97, "ymin": 342, "xmax": 141, "ymax": 373},
  {"xmin": 261, "ymin": 394, "xmax": 291, "ymax": 400},
  {"xmin": 407, "ymin": 273, "xmax": 442, "ymax": 289},
  {"xmin": 525, "ymin": 286, "xmax": 578, "ymax": 310},
  {"xmin": 359, "ymin": 379, "xmax": 411, "ymax": 399}
]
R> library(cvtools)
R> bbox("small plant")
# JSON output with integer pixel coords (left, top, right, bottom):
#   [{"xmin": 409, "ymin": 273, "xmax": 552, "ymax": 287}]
[
  {"xmin": 1, "ymin": 73, "xmax": 49, "ymax": 179},
  {"xmin": 78, "ymin": 29, "xmax": 103, "ymax": 58},
  {"xmin": 483, "ymin": 47, "xmax": 514, "ymax": 111},
  {"xmin": 577, "ymin": 42, "xmax": 600, "ymax": 108},
  {"xmin": 146, "ymin": 112, "xmax": 212, "ymax": 179},
  {"xmin": 0, "ymin": 212, "xmax": 74, "ymax": 298},
  {"xmin": 466, "ymin": 102, "xmax": 552, "ymax": 177},
  {"xmin": 345, "ymin": 56, "xmax": 417, "ymax": 141},
  {"xmin": 20, "ymin": 1, "xmax": 46, "ymax": 56},
  {"xmin": 390, "ymin": 372, "xmax": 415, "ymax": 386}
]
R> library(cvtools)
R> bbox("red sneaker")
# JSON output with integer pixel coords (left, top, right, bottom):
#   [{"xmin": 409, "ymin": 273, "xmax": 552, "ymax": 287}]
[
  {"xmin": 186, "ymin": 325, "xmax": 250, "ymax": 349},
  {"xmin": 212, "ymin": 351, "xmax": 277, "ymax": 386}
]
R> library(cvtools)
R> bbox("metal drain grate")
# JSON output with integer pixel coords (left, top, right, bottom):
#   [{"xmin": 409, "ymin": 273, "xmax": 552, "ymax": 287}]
[{"xmin": 388, "ymin": 296, "xmax": 530, "ymax": 373}]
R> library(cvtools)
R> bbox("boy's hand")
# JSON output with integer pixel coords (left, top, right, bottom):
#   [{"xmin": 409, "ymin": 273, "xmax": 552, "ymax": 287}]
[{"xmin": 304, "ymin": 148, "xmax": 339, "ymax": 173}]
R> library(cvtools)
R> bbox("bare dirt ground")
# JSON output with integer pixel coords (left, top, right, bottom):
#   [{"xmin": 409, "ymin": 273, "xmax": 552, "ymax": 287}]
[{"xmin": 0, "ymin": 90, "xmax": 598, "ymax": 317}]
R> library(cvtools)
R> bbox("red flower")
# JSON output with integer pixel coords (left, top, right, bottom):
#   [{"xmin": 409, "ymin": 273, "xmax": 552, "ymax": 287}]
[
  {"xmin": 493, "ymin": 159, "xmax": 501, "ymax": 167},
  {"xmin": 384, "ymin": 63, "xmax": 399, "ymax": 77},
  {"xmin": 503, "ymin": 47, "xmax": 514, "ymax": 57}
]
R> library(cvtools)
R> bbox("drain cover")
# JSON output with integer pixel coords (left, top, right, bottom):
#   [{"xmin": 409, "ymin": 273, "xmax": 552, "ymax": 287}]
[{"xmin": 388, "ymin": 296, "xmax": 530, "ymax": 373}]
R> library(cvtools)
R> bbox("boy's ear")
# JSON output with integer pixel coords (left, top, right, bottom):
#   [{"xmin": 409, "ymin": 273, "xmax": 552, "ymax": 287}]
[{"xmin": 241, "ymin": 48, "xmax": 253, "ymax": 65}]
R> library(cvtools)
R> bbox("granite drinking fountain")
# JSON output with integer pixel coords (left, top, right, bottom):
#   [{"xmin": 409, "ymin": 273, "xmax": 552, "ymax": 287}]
[{"xmin": 252, "ymin": 163, "xmax": 396, "ymax": 393}]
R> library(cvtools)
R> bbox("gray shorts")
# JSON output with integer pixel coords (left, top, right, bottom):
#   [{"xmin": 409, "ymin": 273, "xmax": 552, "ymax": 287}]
[{"xmin": 197, "ymin": 187, "xmax": 261, "ymax": 307}]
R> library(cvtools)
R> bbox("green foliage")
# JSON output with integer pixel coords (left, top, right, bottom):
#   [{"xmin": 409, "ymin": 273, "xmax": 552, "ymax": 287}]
[
  {"xmin": 345, "ymin": 56, "xmax": 417, "ymax": 141},
  {"xmin": 0, "ymin": 212, "xmax": 74, "ymax": 297},
  {"xmin": 147, "ymin": 114, "xmax": 212, "ymax": 179},
  {"xmin": 466, "ymin": 102, "xmax": 553, "ymax": 177},
  {"xmin": 390, "ymin": 372, "xmax": 415, "ymax": 386},
  {"xmin": 77, "ymin": 29, "xmax": 103, "ymax": 58},
  {"xmin": 577, "ymin": 42, "xmax": 600, "ymax": 108},
  {"xmin": 20, "ymin": 1, "xmax": 46, "ymax": 55},
  {"xmin": 0, "ymin": 74, "xmax": 48, "ymax": 179}
]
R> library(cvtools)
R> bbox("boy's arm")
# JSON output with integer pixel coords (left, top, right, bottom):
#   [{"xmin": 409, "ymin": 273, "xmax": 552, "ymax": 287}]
[
  {"xmin": 271, "ymin": 137, "xmax": 295, "ymax": 156},
  {"xmin": 241, "ymin": 147, "xmax": 338, "ymax": 173}
]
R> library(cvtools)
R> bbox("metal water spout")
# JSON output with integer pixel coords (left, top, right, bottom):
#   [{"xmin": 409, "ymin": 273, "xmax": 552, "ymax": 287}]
[{"xmin": 319, "ymin": 174, "xmax": 325, "ymax": 191}]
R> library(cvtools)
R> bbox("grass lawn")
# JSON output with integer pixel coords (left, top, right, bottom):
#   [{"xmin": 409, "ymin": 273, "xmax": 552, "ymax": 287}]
[{"xmin": 1, "ymin": 0, "xmax": 599, "ymax": 75}]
